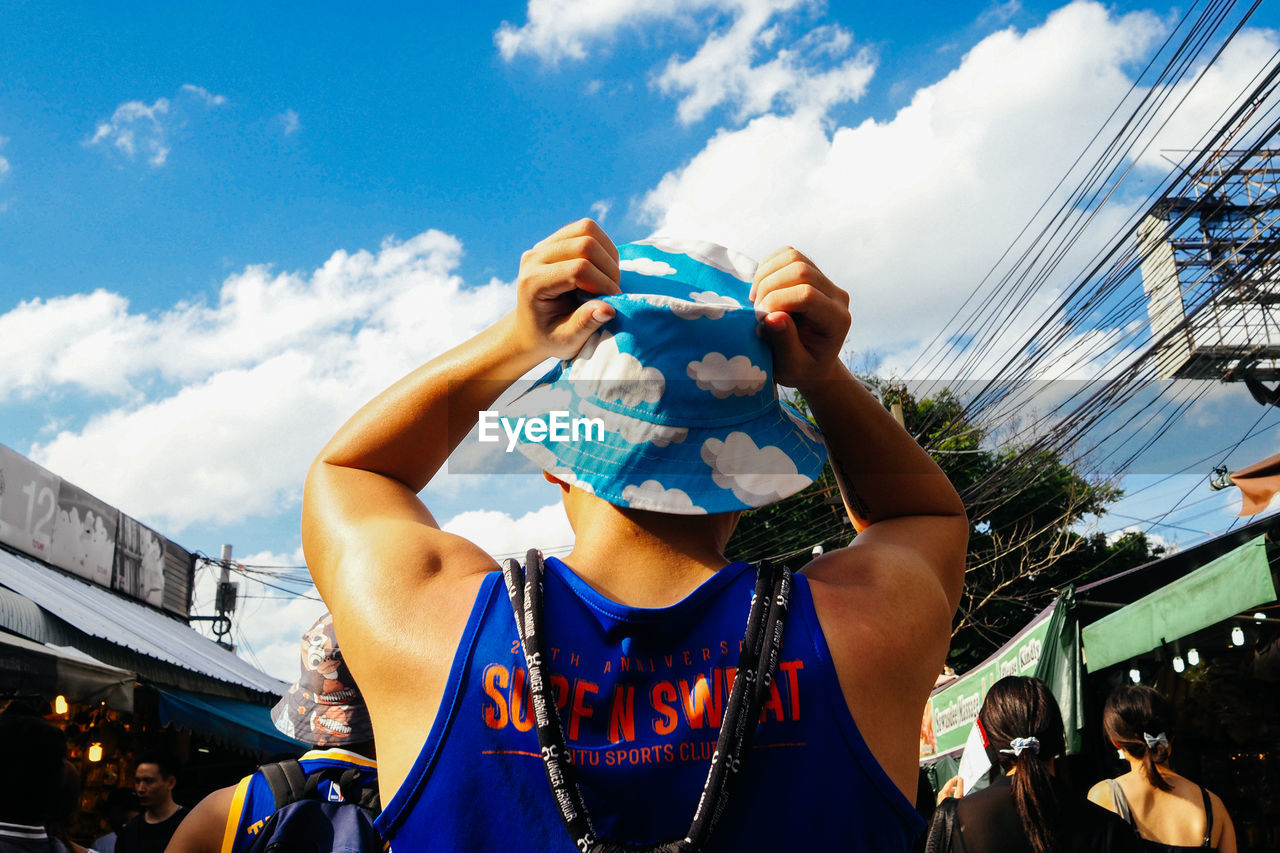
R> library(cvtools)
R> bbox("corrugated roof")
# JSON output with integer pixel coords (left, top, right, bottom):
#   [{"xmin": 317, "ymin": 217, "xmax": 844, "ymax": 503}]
[{"xmin": 0, "ymin": 546, "xmax": 285, "ymax": 696}]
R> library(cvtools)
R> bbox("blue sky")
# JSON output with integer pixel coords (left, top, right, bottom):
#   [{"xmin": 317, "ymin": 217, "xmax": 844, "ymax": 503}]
[{"xmin": 2, "ymin": 0, "xmax": 1277, "ymax": 678}]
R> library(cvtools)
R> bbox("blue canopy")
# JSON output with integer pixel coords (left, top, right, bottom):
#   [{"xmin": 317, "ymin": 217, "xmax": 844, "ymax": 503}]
[{"xmin": 156, "ymin": 686, "xmax": 305, "ymax": 758}]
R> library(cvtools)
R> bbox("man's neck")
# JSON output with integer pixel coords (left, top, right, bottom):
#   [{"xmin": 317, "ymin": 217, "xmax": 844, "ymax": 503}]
[
  {"xmin": 565, "ymin": 536, "xmax": 730, "ymax": 608},
  {"xmin": 559, "ymin": 494, "xmax": 735, "ymax": 603},
  {"xmin": 145, "ymin": 801, "xmax": 180, "ymax": 823}
]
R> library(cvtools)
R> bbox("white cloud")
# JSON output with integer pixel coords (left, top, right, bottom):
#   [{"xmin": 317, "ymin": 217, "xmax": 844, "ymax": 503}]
[
  {"xmin": 0, "ymin": 135, "xmax": 9, "ymax": 181},
  {"xmin": 1103, "ymin": 526, "xmax": 1173, "ymax": 553},
  {"xmin": 656, "ymin": 13, "xmax": 875, "ymax": 124},
  {"xmin": 441, "ymin": 502, "xmax": 575, "ymax": 560},
  {"xmin": 636, "ymin": 2, "xmax": 1279, "ymax": 367},
  {"xmin": 88, "ymin": 96, "xmax": 171, "ymax": 166},
  {"xmin": 496, "ymin": 0, "xmax": 872, "ymax": 125},
  {"xmin": 578, "ymin": 399, "xmax": 689, "ymax": 446},
  {"xmin": 700, "ymin": 430, "xmax": 810, "ymax": 504},
  {"xmin": 86, "ymin": 83, "xmax": 227, "ymax": 167},
  {"xmin": 977, "ymin": 0, "xmax": 1022, "ymax": 28},
  {"xmin": 19, "ymin": 230, "xmax": 512, "ymax": 532},
  {"xmin": 633, "ymin": 238, "xmax": 757, "ymax": 281},
  {"xmin": 180, "ymin": 84, "xmax": 228, "ymax": 107},
  {"xmin": 280, "ymin": 109, "xmax": 301, "ymax": 136},
  {"xmin": 687, "ymin": 352, "xmax": 767, "ymax": 397},
  {"xmin": 1130, "ymin": 28, "xmax": 1280, "ymax": 170},
  {"xmin": 631, "ymin": 292, "xmax": 743, "ymax": 320},
  {"xmin": 590, "ymin": 198, "xmax": 611, "ymax": 221},
  {"xmin": 621, "ymin": 479, "xmax": 706, "ymax": 513},
  {"xmin": 496, "ymin": 0, "xmax": 716, "ymax": 62},
  {"xmin": 567, "ymin": 330, "xmax": 666, "ymax": 406},
  {"xmin": 620, "ymin": 257, "xmax": 677, "ymax": 277}
]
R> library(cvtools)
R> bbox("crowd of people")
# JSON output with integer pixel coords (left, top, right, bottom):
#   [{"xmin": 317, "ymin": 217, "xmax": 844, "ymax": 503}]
[
  {"xmin": 928, "ymin": 679, "xmax": 1236, "ymax": 853},
  {"xmin": 0, "ymin": 224, "xmax": 1246, "ymax": 852}
]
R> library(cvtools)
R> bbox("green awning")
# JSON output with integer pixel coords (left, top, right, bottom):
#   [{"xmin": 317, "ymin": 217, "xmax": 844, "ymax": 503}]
[{"xmin": 1082, "ymin": 536, "xmax": 1278, "ymax": 672}]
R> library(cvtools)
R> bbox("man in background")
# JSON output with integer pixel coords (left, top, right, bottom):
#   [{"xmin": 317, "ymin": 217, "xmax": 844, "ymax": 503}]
[{"xmin": 117, "ymin": 752, "xmax": 184, "ymax": 853}]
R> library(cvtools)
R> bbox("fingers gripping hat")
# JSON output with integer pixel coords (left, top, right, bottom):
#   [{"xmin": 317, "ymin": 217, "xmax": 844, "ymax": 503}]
[
  {"xmin": 508, "ymin": 238, "xmax": 828, "ymax": 514},
  {"xmin": 271, "ymin": 612, "xmax": 374, "ymax": 747}
]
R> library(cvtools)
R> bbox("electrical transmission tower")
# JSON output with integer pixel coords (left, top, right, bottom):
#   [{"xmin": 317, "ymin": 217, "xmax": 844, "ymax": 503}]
[{"xmin": 1140, "ymin": 148, "xmax": 1280, "ymax": 386}]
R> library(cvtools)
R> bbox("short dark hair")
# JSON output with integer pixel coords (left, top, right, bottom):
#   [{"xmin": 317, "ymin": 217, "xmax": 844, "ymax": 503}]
[
  {"xmin": 1103, "ymin": 684, "xmax": 1175, "ymax": 791},
  {"xmin": 136, "ymin": 749, "xmax": 181, "ymax": 781},
  {"xmin": 0, "ymin": 713, "xmax": 67, "ymax": 823}
]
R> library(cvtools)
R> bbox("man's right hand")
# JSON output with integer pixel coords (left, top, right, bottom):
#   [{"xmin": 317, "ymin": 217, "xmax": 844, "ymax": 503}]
[
  {"xmin": 750, "ymin": 246, "xmax": 851, "ymax": 391},
  {"xmin": 513, "ymin": 219, "xmax": 621, "ymax": 362}
]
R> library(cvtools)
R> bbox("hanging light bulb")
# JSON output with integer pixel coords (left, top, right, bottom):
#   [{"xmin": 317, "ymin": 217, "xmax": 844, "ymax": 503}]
[
  {"xmin": 53, "ymin": 695, "xmax": 68, "ymax": 715},
  {"xmin": 1172, "ymin": 656, "xmax": 1185, "ymax": 673},
  {"xmin": 1231, "ymin": 626, "xmax": 1245, "ymax": 646},
  {"xmin": 1128, "ymin": 668, "xmax": 1141, "ymax": 684},
  {"xmin": 87, "ymin": 743, "xmax": 103, "ymax": 763},
  {"xmin": 1187, "ymin": 648, "xmax": 1200, "ymax": 666}
]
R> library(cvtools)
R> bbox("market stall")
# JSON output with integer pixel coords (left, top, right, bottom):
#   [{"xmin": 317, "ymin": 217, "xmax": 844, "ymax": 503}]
[{"xmin": 921, "ymin": 519, "xmax": 1280, "ymax": 851}]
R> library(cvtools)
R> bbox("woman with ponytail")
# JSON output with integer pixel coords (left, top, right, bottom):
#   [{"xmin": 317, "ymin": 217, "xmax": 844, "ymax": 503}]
[
  {"xmin": 926, "ymin": 676, "xmax": 1136, "ymax": 853},
  {"xmin": 1087, "ymin": 685, "xmax": 1236, "ymax": 852}
]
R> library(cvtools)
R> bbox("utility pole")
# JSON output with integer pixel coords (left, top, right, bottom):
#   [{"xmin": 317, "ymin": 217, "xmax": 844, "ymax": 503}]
[
  {"xmin": 214, "ymin": 544, "xmax": 238, "ymax": 649},
  {"xmin": 190, "ymin": 543, "xmax": 239, "ymax": 650}
]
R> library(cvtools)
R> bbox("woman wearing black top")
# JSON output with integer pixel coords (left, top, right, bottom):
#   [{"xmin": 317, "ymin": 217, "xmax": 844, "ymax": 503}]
[
  {"xmin": 926, "ymin": 676, "xmax": 1137, "ymax": 853},
  {"xmin": 1087, "ymin": 685, "xmax": 1236, "ymax": 852}
]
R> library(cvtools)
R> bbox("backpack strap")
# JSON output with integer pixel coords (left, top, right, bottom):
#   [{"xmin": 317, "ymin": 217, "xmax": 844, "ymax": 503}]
[
  {"xmin": 259, "ymin": 759, "xmax": 309, "ymax": 811},
  {"xmin": 342, "ymin": 767, "xmax": 381, "ymax": 813},
  {"xmin": 501, "ymin": 549, "xmax": 790, "ymax": 853}
]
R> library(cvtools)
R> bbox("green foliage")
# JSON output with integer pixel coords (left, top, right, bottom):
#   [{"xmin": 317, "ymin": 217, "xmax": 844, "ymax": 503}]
[{"xmin": 727, "ymin": 381, "xmax": 1164, "ymax": 671}]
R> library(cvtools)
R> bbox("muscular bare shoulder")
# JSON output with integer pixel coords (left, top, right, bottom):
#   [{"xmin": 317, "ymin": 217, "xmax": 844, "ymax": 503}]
[
  {"xmin": 803, "ymin": 522, "xmax": 959, "ymax": 796},
  {"xmin": 165, "ymin": 783, "xmax": 237, "ymax": 853}
]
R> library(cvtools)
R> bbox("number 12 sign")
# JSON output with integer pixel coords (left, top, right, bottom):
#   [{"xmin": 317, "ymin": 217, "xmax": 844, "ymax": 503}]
[{"xmin": 0, "ymin": 444, "xmax": 61, "ymax": 558}]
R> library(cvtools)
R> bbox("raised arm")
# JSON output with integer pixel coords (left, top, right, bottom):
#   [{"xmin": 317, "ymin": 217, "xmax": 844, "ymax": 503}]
[
  {"xmin": 302, "ymin": 219, "xmax": 620, "ymax": 797},
  {"xmin": 752, "ymin": 247, "xmax": 968, "ymax": 795}
]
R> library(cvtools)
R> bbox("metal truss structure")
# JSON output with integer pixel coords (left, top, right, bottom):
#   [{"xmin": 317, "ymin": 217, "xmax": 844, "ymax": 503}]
[{"xmin": 1140, "ymin": 148, "xmax": 1280, "ymax": 382}]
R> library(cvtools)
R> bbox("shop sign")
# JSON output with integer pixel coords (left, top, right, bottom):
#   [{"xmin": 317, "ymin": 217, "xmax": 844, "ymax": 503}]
[
  {"xmin": 920, "ymin": 603, "xmax": 1057, "ymax": 760},
  {"xmin": 0, "ymin": 443, "xmax": 191, "ymax": 615}
]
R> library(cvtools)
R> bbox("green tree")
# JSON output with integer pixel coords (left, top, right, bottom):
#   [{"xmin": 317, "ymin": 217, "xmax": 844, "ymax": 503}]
[{"xmin": 726, "ymin": 382, "xmax": 1163, "ymax": 671}]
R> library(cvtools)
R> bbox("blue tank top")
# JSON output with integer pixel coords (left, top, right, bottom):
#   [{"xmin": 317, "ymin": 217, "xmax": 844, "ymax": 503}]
[
  {"xmin": 376, "ymin": 557, "xmax": 923, "ymax": 851},
  {"xmin": 221, "ymin": 748, "xmax": 378, "ymax": 853}
]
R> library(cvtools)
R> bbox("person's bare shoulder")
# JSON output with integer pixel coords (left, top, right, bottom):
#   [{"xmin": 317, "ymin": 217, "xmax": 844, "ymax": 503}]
[
  {"xmin": 803, "ymin": 524, "xmax": 959, "ymax": 795},
  {"xmin": 806, "ymin": 518, "xmax": 961, "ymax": 676},
  {"xmin": 164, "ymin": 784, "xmax": 238, "ymax": 853},
  {"xmin": 1087, "ymin": 779, "xmax": 1116, "ymax": 810}
]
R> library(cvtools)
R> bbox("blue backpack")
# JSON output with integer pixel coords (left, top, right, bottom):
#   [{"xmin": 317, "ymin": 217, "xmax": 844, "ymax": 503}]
[{"xmin": 245, "ymin": 759, "xmax": 385, "ymax": 853}]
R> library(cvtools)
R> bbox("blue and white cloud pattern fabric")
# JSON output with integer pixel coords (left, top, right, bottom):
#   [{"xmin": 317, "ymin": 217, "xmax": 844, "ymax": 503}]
[{"xmin": 511, "ymin": 239, "xmax": 828, "ymax": 515}]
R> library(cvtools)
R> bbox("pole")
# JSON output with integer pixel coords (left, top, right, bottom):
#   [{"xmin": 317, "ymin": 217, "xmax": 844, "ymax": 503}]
[{"xmin": 215, "ymin": 544, "xmax": 235, "ymax": 649}]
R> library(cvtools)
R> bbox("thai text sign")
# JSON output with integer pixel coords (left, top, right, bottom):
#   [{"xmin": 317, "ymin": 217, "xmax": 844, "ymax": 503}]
[{"xmin": 920, "ymin": 603, "xmax": 1057, "ymax": 760}]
